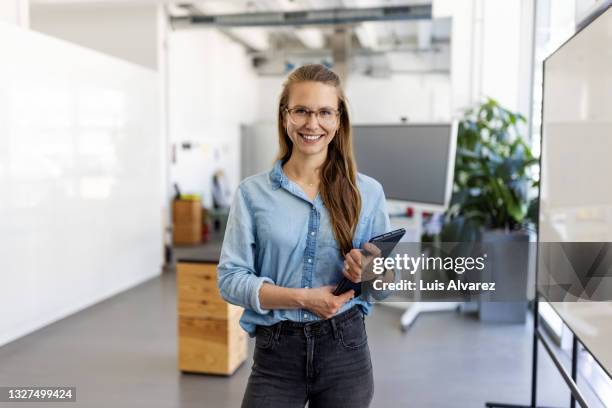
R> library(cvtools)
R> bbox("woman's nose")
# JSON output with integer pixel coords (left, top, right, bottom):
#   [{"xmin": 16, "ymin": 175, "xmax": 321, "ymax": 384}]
[{"xmin": 305, "ymin": 112, "xmax": 320, "ymax": 128}]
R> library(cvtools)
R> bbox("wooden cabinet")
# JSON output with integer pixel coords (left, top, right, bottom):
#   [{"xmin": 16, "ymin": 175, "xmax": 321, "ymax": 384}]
[
  {"xmin": 177, "ymin": 262, "xmax": 247, "ymax": 375},
  {"xmin": 173, "ymin": 199, "xmax": 202, "ymax": 245}
]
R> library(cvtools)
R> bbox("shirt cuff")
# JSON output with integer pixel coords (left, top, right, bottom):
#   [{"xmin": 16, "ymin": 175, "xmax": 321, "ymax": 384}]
[{"xmin": 251, "ymin": 276, "xmax": 275, "ymax": 315}]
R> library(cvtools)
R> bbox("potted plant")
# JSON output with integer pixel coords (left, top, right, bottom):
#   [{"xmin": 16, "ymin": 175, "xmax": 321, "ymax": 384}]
[{"xmin": 441, "ymin": 98, "xmax": 539, "ymax": 322}]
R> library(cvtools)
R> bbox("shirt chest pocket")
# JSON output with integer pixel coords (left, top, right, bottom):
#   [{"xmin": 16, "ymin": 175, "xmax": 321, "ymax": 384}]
[
  {"xmin": 318, "ymin": 216, "xmax": 370, "ymax": 251},
  {"xmin": 255, "ymin": 210, "xmax": 305, "ymax": 252}
]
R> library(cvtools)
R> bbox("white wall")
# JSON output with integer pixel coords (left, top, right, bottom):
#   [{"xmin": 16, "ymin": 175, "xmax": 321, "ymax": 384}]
[
  {"xmin": 256, "ymin": 72, "xmax": 451, "ymax": 125},
  {"xmin": 348, "ymin": 73, "xmax": 451, "ymax": 124},
  {"xmin": 434, "ymin": 0, "xmax": 535, "ymax": 119},
  {"xmin": 30, "ymin": 3, "xmax": 158, "ymax": 70},
  {"xmin": 168, "ymin": 28, "xmax": 259, "ymax": 206},
  {"xmin": 0, "ymin": 23, "xmax": 163, "ymax": 347},
  {"xmin": 255, "ymin": 77, "xmax": 283, "ymax": 123}
]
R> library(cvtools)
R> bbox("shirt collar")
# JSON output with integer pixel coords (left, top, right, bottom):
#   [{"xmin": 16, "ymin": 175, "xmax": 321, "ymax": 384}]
[
  {"xmin": 269, "ymin": 159, "xmax": 324, "ymax": 209},
  {"xmin": 269, "ymin": 159, "xmax": 288, "ymax": 190}
]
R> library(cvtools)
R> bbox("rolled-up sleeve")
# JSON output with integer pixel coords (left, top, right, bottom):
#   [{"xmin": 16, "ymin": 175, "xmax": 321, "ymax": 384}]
[{"xmin": 217, "ymin": 186, "xmax": 274, "ymax": 315}]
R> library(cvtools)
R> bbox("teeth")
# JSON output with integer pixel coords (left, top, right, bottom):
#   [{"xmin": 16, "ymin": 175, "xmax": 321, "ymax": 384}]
[{"xmin": 300, "ymin": 133, "xmax": 322, "ymax": 141}]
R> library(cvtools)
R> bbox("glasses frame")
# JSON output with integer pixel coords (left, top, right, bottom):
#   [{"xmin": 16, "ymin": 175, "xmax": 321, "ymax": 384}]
[{"xmin": 284, "ymin": 106, "xmax": 342, "ymax": 126}]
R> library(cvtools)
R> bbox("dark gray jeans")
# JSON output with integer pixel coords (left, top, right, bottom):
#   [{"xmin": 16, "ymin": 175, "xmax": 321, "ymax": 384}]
[{"xmin": 241, "ymin": 306, "xmax": 374, "ymax": 408}]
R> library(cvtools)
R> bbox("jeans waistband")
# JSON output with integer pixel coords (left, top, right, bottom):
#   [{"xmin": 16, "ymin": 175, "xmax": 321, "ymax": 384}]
[{"xmin": 260, "ymin": 306, "xmax": 363, "ymax": 338}]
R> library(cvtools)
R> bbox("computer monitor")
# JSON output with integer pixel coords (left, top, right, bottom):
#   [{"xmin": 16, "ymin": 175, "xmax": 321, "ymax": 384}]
[{"xmin": 352, "ymin": 123, "xmax": 457, "ymax": 211}]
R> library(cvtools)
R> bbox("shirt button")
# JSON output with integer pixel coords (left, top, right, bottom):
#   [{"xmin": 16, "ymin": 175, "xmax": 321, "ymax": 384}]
[
  {"xmin": 305, "ymin": 285, "xmax": 310, "ymax": 289},
  {"xmin": 311, "ymin": 231, "xmax": 315, "ymax": 236},
  {"xmin": 308, "ymin": 258, "xmax": 312, "ymax": 263},
  {"xmin": 303, "ymin": 313, "xmax": 308, "ymax": 318}
]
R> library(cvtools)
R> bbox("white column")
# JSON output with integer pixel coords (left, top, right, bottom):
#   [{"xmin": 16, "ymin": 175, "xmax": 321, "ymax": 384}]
[
  {"xmin": 433, "ymin": 0, "xmax": 481, "ymax": 114},
  {"xmin": 0, "ymin": 0, "xmax": 29, "ymax": 27},
  {"xmin": 434, "ymin": 0, "xmax": 536, "ymax": 120}
]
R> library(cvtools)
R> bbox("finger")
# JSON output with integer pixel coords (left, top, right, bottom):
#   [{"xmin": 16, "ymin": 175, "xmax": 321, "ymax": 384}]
[
  {"xmin": 348, "ymin": 249, "xmax": 362, "ymax": 266},
  {"xmin": 363, "ymin": 242, "xmax": 382, "ymax": 257},
  {"xmin": 345, "ymin": 253, "xmax": 360, "ymax": 272},
  {"xmin": 351, "ymin": 254, "xmax": 365, "ymax": 280},
  {"xmin": 338, "ymin": 289, "xmax": 355, "ymax": 303},
  {"xmin": 343, "ymin": 267, "xmax": 359, "ymax": 283}
]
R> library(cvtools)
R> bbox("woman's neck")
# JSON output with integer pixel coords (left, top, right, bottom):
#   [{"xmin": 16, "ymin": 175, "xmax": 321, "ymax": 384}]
[{"xmin": 284, "ymin": 152, "xmax": 326, "ymax": 185}]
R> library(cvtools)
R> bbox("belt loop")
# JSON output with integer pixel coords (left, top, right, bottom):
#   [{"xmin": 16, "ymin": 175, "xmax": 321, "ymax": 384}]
[
  {"xmin": 274, "ymin": 321, "xmax": 283, "ymax": 341},
  {"xmin": 330, "ymin": 318, "xmax": 338, "ymax": 340}
]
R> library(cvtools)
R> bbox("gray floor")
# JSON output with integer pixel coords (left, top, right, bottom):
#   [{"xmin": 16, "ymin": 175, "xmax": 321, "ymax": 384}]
[{"xmin": 0, "ymin": 271, "xmax": 603, "ymax": 408}]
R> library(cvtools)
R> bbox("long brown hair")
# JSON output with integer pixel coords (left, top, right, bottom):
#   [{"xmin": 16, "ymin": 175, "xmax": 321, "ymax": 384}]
[{"xmin": 277, "ymin": 64, "xmax": 361, "ymax": 256}]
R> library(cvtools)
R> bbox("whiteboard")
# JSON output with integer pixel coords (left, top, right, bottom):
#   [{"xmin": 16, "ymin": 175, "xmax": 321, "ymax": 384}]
[
  {"xmin": 538, "ymin": 6, "xmax": 612, "ymax": 377},
  {"xmin": 0, "ymin": 22, "xmax": 163, "ymax": 346}
]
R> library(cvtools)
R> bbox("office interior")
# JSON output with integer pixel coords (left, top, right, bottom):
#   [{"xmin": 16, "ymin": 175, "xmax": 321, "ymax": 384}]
[{"xmin": 1, "ymin": 0, "xmax": 611, "ymax": 407}]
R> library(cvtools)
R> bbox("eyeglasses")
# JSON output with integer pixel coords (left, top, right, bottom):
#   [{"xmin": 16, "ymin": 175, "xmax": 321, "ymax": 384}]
[{"xmin": 284, "ymin": 106, "xmax": 341, "ymax": 127}]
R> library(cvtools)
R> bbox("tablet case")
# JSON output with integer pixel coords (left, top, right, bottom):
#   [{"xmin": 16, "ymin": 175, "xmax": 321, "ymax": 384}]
[{"xmin": 332, "ymin": 228, "xmax": 406, "ymax": 296}]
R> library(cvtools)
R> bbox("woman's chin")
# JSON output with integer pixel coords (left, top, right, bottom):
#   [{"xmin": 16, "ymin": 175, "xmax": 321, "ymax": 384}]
[
  {"xmin": 295, "ymin": 144, "xmax": 328, "ymax": 157},
  {"xmin": 293, "ymin": 135, "xmax": 330, "ymax": 156}
]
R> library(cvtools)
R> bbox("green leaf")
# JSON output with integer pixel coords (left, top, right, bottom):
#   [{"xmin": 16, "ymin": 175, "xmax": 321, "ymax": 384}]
[{"xmin": 444, "ymin": 97, "xmax": 538, "ymax": 236}]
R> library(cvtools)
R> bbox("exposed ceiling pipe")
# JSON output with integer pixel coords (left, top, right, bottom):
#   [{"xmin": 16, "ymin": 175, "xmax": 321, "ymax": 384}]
[
  {"xmin": 178, "ymin": 2, "xmax": 269, "ymax": 52},
  {"xmin": 171, "ymin": 4, "xmax": 432, "ymax": 28},
  {"xmin": 271, "ymin": 0, "xmax": 326, "ymax": 49}
]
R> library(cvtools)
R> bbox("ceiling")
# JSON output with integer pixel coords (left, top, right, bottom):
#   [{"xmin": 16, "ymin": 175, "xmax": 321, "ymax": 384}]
[
  {"xmin": 169, "ymin": 0, "xmax": 448, "ymax": 53},
  {"xmin": 30, "ymin": 0, "xmax": 451, "ymax": 76}
]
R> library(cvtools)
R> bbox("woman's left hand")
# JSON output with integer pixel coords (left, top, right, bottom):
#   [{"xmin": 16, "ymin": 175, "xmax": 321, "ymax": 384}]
[{"xmin": 343, "ymin": 243, "xmax": 381, "ymax": 283}]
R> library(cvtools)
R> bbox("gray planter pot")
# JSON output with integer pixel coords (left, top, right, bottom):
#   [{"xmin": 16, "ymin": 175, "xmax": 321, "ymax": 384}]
[{"xmin": 478, "ymin": 229, "xmax": 530, "ymax": 323}]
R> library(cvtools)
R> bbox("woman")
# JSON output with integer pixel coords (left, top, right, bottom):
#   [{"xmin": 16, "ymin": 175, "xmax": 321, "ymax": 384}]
[{"xmin": 217, "ymin": 64, "xmax": 391, "ymax": 408}]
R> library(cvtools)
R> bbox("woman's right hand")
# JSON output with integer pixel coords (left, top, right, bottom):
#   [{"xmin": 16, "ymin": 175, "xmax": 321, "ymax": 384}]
[{"xmin": 302, "ymin": 286, "xmax": 355, "ymax": 320}]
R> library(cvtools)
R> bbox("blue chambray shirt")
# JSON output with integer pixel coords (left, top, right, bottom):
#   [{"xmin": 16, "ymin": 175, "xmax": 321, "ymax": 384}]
[{"xmin": 217, "ymin": 160, "xmax": 391, "ymax": 336}]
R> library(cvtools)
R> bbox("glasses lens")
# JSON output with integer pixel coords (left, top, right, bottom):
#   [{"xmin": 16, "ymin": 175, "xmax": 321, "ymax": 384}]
[
  {"xmin": 288, "ymin": 109, "xmax": 308, "ymax": 125},
  {"xmin": 318, "ymin": 110, "xmax": 338, "ymax": 126}
]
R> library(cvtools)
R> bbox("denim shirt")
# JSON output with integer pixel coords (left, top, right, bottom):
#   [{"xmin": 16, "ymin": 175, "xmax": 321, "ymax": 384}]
[{"xmin": 217, "ymin": 160, "xmax": 391, "ymax": 336}]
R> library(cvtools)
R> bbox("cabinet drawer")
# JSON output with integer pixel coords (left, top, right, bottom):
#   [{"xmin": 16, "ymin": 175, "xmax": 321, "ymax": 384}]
[
  {"xmin": 176, "ymin": 262, "xmax": 242, "ymax": 318},
  {"xmin": 178, "ymin": 316, "xmax": 247, "ymax": 375}
]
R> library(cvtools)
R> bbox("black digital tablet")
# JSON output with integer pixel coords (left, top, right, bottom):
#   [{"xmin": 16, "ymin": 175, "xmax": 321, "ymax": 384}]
[{"xmin": 332, "ymin": 228, "xmax": 406, "ymax": 296}]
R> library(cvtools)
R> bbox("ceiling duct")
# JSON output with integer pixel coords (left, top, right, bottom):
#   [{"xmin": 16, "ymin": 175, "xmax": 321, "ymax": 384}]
[{"xmin": 171, "ymin": 4, "xmax": 432, "ymax": 27}]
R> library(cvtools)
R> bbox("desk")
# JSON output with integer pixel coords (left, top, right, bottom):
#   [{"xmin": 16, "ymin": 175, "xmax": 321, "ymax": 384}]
[{"xmin": 175, "ymin": 238, "xmax": 247, "ymax": 375}]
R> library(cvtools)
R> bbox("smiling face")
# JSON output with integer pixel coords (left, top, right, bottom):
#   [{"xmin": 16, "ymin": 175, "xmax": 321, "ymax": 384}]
[{"xmin": 283, "ymin": 81, "xmax": 340, "ymax": 160}]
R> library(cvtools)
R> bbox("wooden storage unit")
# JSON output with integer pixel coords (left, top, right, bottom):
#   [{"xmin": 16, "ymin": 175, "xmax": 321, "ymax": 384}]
[
  {"xmin": 173, "ymin": 199, "xmax": 202, "ymax": 245},
  {"xmin": 177, "ymin": 262, "xmax": 247, "ymax": 375}
]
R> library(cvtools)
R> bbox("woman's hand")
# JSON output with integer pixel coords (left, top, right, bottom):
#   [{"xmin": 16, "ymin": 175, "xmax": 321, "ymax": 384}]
[
  {"xmin": 343, "ymin": 242, "xmax": 382, "ymax": 283},
  {"xmin": 302, "ymin": 285, "xmax": 355, "ymax": 320}
]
